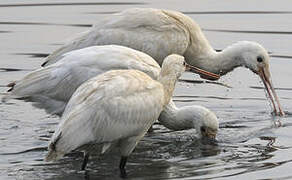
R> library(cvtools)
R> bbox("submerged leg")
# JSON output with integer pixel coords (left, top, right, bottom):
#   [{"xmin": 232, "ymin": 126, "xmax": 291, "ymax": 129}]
[
  {"xmin": 119, "ymin": 156, "xmax": 128, "ymax": 178},
  {"xmin": 81, "ymin": 152, "xmax": 90, "ymax": 170}
]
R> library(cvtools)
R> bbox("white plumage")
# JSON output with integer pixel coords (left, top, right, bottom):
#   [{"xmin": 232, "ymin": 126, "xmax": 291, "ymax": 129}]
[
  {"xmin": 3, "ymin": 45, "xmax": 219, "ymax": 139},
  {"xmin": 45, "ymin": 54, "xmax": 186, "ymax": 176},
  {"xmin": 158, "ymin": 101, "xmax": 218, "ymax": 138},
  {"xmin": 41, "ymin": 8, "xmax": 284, "ymax": 116},
  {"xmin": 4, "ymin": 45, "xmax": 160, "ymax": 115}
]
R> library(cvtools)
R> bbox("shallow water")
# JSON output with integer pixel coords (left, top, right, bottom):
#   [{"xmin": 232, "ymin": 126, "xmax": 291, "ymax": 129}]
[{"xmin": 1, "ymin": 0, "xmax": 292, "ymax": 179}]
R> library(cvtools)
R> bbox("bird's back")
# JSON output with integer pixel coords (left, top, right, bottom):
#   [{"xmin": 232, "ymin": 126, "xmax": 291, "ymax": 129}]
[
  {"xmin": 46, "ymin": 69, "xmax": 165, "ymax": 160},
  {"xmin": 43, "ymin": 8, "xmax": 191, "ymax": 66},
  {"xmin": 4, "ymin": 45, "xmax": 161, "ymax": 116}
]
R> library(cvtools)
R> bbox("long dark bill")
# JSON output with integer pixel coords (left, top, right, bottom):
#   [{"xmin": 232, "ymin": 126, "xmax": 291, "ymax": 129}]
[
  {"xmin": 185, "ymin": 63, "xmax": 220, "ymax": 80},
  {"xmin": 258, "ymin": 67, "xmax": 285, "ymax": 116}
]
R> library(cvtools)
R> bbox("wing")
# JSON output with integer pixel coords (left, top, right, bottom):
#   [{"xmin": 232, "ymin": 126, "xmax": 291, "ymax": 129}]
[
  {"xmin": 5, "ymin": 45, "xmax": 160, "ymax": 115},
  {"xmin": 3, "ymin": 53, "xmax": 103, "ymax": 115},
  {"xmin": 43, "ymin": 8, "xmax": 190, "ymax": 66},
  {"xmin": 62, "ymin": 45, "xmax": 161, "ymax": 80},
  {"xmin": 46, "ymin": 70, "xmax": 165, "ymax": 160}
]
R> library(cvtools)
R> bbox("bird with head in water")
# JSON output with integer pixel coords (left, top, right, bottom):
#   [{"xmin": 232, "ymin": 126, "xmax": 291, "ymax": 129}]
[
  {"xmin": 40, "ymin": 8, "xmax": 284, "ymax": 116},
  {"xmin": 45, "ymin": 54, "xmax": 218, "ymax": 177},
  {"xmin": 3, "ymin": 45, "xmax": 219, "ymax": 140}
]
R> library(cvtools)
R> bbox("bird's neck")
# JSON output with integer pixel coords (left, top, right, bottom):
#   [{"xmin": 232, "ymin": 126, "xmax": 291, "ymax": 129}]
[
  {"xmin": 186, "ymin": 46, "xmax": 245, "ymax": 76},
  {"xmin": 166, "ymin": 10, "xmax": 245, "ymax": 76},
  {"xmin": 158, "ymin": 74, "xmax": 177, "ymax": 105},
  {"xmin": 158, "ymin": 100, "xmax": 194, "ymax": 131},
  {"xmin": 184, "ymin": 39, "xmax": 244, "ymax": 76}
]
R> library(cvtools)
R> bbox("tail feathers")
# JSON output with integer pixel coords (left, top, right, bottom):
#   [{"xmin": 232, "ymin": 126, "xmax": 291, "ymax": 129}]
[
  {"xmin": 101, "ymin": 143, "xmax": 112, "ymax": 154},
  {"xmin": 45, "ymin": 133, "xmax": 64, "ymax": 162},
  {"xmin": 9, "ymin": 67, "xmax": 53, "ymax": 96},
  {"xmin": 45, "ymin": 149, "xmax": 65, "ymax": 162},
  {"xmin": 2, "ymin": 66, "xmax": 67, "ymax": 116},
  {"xmin": 2, "ymin": 81, "xmax": 24, "ymax": 103}
]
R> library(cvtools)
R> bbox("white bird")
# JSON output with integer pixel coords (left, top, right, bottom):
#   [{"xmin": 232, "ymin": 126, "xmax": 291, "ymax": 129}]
[
  {"xmin": 41, "ymin": 8, "xmax": 284, "ymax": 116},
  {"xmin": 45, "ymin": 54, "xmax": 202, "ymax": 177},
  {"xmin": 3, "ymin": 45, "xmax": 219, "ymax": 138},
  {"xmin": 4, "ymin": 45, "xmax": 161, "ymax": 115},
  {"xmin": 158, "ymin": 101, "xmax": 218, "ymax": 139}
]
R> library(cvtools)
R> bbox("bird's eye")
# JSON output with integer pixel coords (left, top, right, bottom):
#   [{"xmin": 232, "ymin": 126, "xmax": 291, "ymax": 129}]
[
  {"xmin": 183, "ymin": 61, "xmax": 186, "ymax": 66},
  {"xmin": 257, "ymin": 56, "xmax": 263, "ymax": 63},
  {"xmin": 200, "ymin": 126, "xmax": 206, "ymax": 133}
]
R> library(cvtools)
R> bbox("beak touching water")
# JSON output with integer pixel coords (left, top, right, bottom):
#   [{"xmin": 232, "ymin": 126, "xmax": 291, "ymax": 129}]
[
  {"xmin": 201, "ymin": 127, "xmax": 217, "ymax": 140},
  {"xmin": 185, "ymin": 63, "xmax": 220, "ymax": 81},
  {"xmin": 257, "ymin": 65, "xmax": 285, "ymax": 116}
]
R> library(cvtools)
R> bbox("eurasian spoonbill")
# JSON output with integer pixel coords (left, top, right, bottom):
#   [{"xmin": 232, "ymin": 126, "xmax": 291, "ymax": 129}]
[
  {"xmin": 40, "ymin": 8, "xmax": 284, "ymax": 116},
  {"xmin": 45, "ymin": 55, "xmax": 216, "ymax": 177}
]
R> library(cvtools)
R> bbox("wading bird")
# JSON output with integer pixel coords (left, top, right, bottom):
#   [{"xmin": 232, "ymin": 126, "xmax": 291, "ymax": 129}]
[
  {"xmin": 41, "ymin": 8, "xmax": 284, "ymax": 116},
  {"xmin": 45, "ymin": 55, "xmax": 217, "ymax": 177},
  {"xmin": 3, "ymin": 45, "xmax": 219, "ymax": 138}
]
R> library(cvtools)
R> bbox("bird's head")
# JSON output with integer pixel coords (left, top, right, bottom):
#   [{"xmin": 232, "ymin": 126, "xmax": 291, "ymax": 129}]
[
  {"xmin": 227, "ymin": 41, "xmax": 285, "ymax": 116},
  {"xmin": 234, "ymin": 41, "xmax": 270, "ymax": 74},
  {"xmin": 196, "ymin": 107, "xmax": 218, "ymax": 140},
  {"xmin": 177, "ymin": 105, "xmax": 219, "ymax": 140},
  {"xmin": 160, "ymin": 54, "xmax": 186, "ymax": 79}
]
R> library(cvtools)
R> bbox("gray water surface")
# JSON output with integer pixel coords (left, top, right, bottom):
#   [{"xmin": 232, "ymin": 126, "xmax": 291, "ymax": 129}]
[{"xmin": 1, "ymin": 0, "xmax": 292, "ymax": 179}]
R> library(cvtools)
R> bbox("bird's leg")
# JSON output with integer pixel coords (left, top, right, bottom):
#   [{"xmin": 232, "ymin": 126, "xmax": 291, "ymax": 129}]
[
  {"xmin": 119, "ymin": 156, "xmax": 128, "ymax": 178},
  {"xmin": 81, "ymin": 152, "xmax": 90, "ymax": 170}
]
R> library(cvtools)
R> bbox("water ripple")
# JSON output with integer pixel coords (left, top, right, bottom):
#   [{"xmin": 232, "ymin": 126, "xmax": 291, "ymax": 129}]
[
  {"xmin": 0, "ymin": 147, "xmax": 47, "ymax": 155},
  {"xmin": 0, "ymin": 68, "xmax": 33, "ymax": 72},
  {"xmin": 270, "ymin": 54, "xmax": 292, "ymax": 59},
  {"xmin": 13, "ymin": 53, "xmax": 49, "ymax": 58},
  {"xmin": 182, "ymin": 11, "xmax": 292, "ymax": 14},
  {"xmin": 173, "ymin": 95, "xmax": 266, "ymax": 101},
  {"xmin": 203, "ymin": 28, "xmax": 292, "ymax": 35},
  {"xmin": 86, "ymin": 10, "xmax": 292, "ymax": 15},
  {"xmin": 0, "ymin": 30, "xmax": 12, "ymax": 33},
  {"xmin": 250, "ymin": 86, "xmax": 292, "ymax": 91},
  {"xmin": 0, "ymin": 21, "xmax": 91, "ymax": 27},
  {"xmin": 0, "ymin": 2, "xmax": 147, "ymax": 8}
]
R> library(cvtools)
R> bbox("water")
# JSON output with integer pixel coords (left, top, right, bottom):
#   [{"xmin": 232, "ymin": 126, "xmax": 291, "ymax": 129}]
[{"xmin": 1, "ymin": 0, "xmax": 292, "ymax": 179}]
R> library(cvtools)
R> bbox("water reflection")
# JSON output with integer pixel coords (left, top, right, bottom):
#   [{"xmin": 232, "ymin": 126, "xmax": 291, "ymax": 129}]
[{"xmin": 0, "ymin": 119, "xmax": 290, "ymax": 180}]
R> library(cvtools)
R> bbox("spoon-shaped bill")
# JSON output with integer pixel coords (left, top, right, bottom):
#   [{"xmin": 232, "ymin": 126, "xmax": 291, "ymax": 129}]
[{"xmin": 258, "ymin": 66, "xmax": 285, "ymax": 116}]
